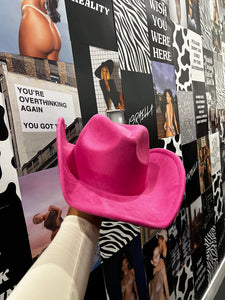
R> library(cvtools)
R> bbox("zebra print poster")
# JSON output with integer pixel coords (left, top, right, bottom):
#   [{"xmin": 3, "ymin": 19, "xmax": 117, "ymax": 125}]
[
  {"xmin": 199, "ymin": 0, "xmax": 213, "ymax": 51},
  {"xmin": 173, "ymin": 256, "xmax": 195, "ymax": 300},
  {"xmin": 112, "ymin": 0, "xmax": 152, "ymax": 73},
  {"xmin": 216, "ymin": 212, "xmax": 225, "ymax": 262},
  {"xmin": 204, "ymin": 225, "xmax": 218, "ymax": 283},
  {"xmin": 213, "ymin": 171, "xmax": 224, "ymax": 223},
  {"xmin": 99, "ymin": 220, "xmax": 140, "ymax": 260},
  {"xmin": 214, "ymin": 54, "xmax": 225, "ymax": 113}
]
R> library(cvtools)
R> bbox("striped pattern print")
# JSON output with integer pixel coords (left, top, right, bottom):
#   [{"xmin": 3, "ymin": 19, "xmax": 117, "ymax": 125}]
[
  {"xmin": 99, "ymin": 220, "xmax": 140, "ymax": 259},
  {"xmin": 199, "ymin": 0, "xmax": 213, "ymax": 51},
  {"xmin": 113, "ymin": 0, "xmax": 152, "ymax": 73},
  {"xmin": 213, "ymin": 171, "xmax": 224, "ymax": 223},
  {"xmin": 204, "ymin": 225, "xmax": 218, "ymax": 282}
]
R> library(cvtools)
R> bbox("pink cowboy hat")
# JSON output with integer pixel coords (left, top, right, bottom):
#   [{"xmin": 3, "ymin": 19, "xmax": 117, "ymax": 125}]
[{"xmin": 57, "ymin": 114, "xmax": 186, "ymax": 228}]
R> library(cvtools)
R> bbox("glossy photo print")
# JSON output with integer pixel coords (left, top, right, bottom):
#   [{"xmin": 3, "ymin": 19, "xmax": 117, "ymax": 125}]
[
  {"xmin": 197, "ymin": 136, "xmax": 213, "ymax": 195},
  {"xmin": 151, "ymin": 61, "xmax": 180, "ymax": 140},
  {"xmin": 169, "ymin": 0, "xmax": 187, "ymax": 27},
  {"xmin": 0, "ymin": 0, "xmax": 73, "ymax": 62},
  {"xmin": 186, "ymin": 0, "xmax": 201, "ymax": 34},
  {"xmin": 19, "ymin": 167, "xmax": 69, "ymax": 260},
  {"xmin": 103, "ymin": 235, "xmax": 148, "ymax": 300},
  {"xmin": 143, "ymin": 232, "xmax": 176, "ymax": 300},
  {"xmin": 90, "ymin": 47, "xmax": 125, "ymax": 117}
]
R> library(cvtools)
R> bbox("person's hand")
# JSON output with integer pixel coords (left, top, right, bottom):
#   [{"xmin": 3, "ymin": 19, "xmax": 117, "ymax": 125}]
[{"xmin": 67, "ymin": 207, "xmax": 102, "ymax": 230}]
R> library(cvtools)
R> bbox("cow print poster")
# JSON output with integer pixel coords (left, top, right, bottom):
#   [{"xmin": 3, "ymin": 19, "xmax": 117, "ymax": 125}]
[
  {"xmin": 171, "ymin": 23, "xmax": 192, "ymax": 91},
  {"xmin": 0, "ymin": 94, "xmax": 32, "ymax": 297}
]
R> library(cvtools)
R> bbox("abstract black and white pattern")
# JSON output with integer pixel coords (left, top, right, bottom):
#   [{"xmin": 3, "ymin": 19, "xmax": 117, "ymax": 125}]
[
  {"xmin": 213, "ymin": 171, "xmax": 224, "ymax": 223},
  {"xmin": 99, "ymin": 220, "xmax": 140, "ymax": 259},
  {"xmin": 199, "ymin": 0, "xmax": 213, "ymax": 51},
  {"xmin": 173, "ymin": 256, "xmax": 195, "ymax": 300},
  {"xmin": 204, "ymin": 225, "xmax": 218, "ymax": 282},
  {"xmin": 0, "ymin": 94, "xmax": 21, "ymax": 196},
  {"xmin": 113, "ymin": 0, "xmax": 152, "ymax": 73},
  {"xmin": 214, "ymin": 54, "xmax": 224, "ymax": 107},
  {"xmin": 0, "ymin": 93, "xmax": 32, "ymax": 296},
  {"xmin": 177, "ymin": 91, "xmax": 196, "ymax": 145},
  {"xmin": 171, "ymin": 23, "xmax": 192, "ymax": 91},
  {"xmin": 162, "ymin": 133, "xmax": 182, "ymax": 158},
  {"xmin": 209, "ymin": 132, "xmax": 221, "ymax": 175}
]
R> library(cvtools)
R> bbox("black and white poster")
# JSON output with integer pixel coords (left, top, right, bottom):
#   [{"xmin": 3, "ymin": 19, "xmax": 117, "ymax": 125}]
[
  {"xmin": 197, "ymin": 136, "xmax": 213, "ymax": 195},
  {"xmin": 188, "ymin": 30, "xmax": 205, "ymax": 82},
  {"xmin": 65, "ymin": 0, "xmax": 117, "ymax": 50},
  {"xmin": 192, "ymin": 81, "xmax": 208, "ymax": 139},
  {"xmin": 203, "ymin": 48, "xmax": 218, "ymax": 134},
  {"xmin": 146, "ymin": 0, "xmax": 173, "ymax": 64},
  {"xmin": 182, "ymin": 141, "xmax": 201, "ymax": 205},
  {"xmin": 113, "ymin": 0, "xmax": 152, "ymax": 74},
  {"xmin": 0, "ymin": 184, "xmax": 32, "ymax": 298},
  {"xmin": 121, "ymin": 71, "xmax": 158, "ymax": 148}
]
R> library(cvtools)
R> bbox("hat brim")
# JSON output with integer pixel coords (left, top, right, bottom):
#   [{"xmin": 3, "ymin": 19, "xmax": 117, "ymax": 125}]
[
  {"xmin": 95, "ymin": 60, "xmax": 114, "ymax": 78},
  {"xmin": 57, "ymin": 118, "xmax": 186, "ymax": 228}
]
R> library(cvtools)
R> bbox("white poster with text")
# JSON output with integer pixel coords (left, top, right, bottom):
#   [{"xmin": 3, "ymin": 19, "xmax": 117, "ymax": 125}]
[{"xmin": 15, "ymin": 84, "xmax": 76, "ymax": 132}]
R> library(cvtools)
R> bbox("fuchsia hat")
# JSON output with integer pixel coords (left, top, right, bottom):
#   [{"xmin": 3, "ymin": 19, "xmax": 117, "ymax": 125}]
[{"xmin": 57, "ymin": 114, "xmax": 186, "ymax": 228}]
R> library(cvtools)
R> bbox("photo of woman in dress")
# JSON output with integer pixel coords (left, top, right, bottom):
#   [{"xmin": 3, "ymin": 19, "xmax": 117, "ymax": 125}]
[
  {"xmin": 19, "ymin": 0, "xmax": 61, "ymax": 60},
  {"xmin": 161, "ymin": 89, "xmax": 179, "ymax": 138},
  {"xmin": 120, "ymin": 251, "xmax": 139, "ymax": 300},
  {"xmin": 95, "ymin": 59, "xmax": 125, "ymax": 112},
  {"xmin": 33, "ymin": 204, "xmax": 63, "ymax": 240}
]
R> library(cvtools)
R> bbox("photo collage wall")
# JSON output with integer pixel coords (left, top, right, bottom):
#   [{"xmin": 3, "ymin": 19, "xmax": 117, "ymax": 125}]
[{"xmin": 0, "ymin": 0, "xmax": 225, "ymax": 299}]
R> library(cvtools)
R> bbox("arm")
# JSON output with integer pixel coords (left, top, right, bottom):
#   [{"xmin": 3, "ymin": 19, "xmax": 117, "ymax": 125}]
[
  {"xmin": 173, "ymin": 107, "xmax": 179, "ymax": 134},
  {"xmin": 161, "ymin": 263, "xmax": 169, "ymax": 300},
  {"xmin": 131, "ymin": 269, "xmax": 139, "ymax": 300},
  {"xmin": 7, "ymin": 208, "xmax": 101, "ymax": 300}
]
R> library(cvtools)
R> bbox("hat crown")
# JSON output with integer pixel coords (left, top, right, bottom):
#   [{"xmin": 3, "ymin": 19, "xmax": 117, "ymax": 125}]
[{"xmin": 74, "ymin": 115, "xmax": 149, "ymax": 196}]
